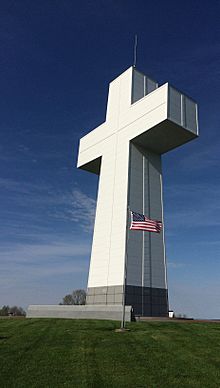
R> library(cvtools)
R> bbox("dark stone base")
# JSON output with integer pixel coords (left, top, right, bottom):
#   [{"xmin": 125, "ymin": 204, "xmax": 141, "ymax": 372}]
[{"xmin": 87, "ymin": 285, "xmax": 168, "ymax": 317}]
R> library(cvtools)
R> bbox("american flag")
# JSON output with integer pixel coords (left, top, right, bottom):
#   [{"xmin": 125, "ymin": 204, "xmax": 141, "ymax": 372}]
[{"xmin": 130, "ymin": 211, "xmax": 162, "ymax": 233}]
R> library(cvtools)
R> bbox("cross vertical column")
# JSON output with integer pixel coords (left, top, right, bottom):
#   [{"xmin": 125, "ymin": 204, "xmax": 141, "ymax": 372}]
[{"xmin": 78, "ymin": 66, "xmax": 198, "ymax": 317}]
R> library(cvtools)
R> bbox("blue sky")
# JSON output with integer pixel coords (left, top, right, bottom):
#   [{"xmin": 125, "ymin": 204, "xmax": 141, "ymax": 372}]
[{"xmin": 0, "ymin": 0, "xmax": 220, "ymax": 318}]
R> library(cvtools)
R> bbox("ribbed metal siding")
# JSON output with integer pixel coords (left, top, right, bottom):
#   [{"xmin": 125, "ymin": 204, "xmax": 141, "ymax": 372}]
[
  {"xmin": 127, "ymin": 143, "xmax": 166, "ymax": 289},
  {"xmin": 146, "ymin": 78, "xmax": 158, "ymax": 94},
  {"xmin": 132, "ymin": 69, "xmax": 158, "ymax": 104},
  {"xmin": 132, "ymin": 70, "xmax": 145, "ymax": 103},
  {"xmin": 184, "ymin": 96, "xmax": 198, "ymax": 133},
  {"xmin": 168, "ymin": 86, "xmax": 198, "ymax": 135},
  {"xmin": 168, "ymin": 87, "xmax": 182, "ymax": 125}
]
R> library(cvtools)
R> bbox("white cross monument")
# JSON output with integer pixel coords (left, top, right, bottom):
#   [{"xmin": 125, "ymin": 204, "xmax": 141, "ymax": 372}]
[{"xmin": 77, "ymin": 66, "xmax": 199, "ymax": 317}]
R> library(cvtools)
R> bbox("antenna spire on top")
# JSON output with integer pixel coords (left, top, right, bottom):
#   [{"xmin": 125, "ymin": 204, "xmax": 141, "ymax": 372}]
[{"xmin": 133, "ymin": 34, "xmax": 138, "ymax": 68}]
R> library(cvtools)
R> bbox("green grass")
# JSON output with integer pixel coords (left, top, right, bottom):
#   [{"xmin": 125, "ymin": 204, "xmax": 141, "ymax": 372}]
[{"xmin": 0, "ymin": 319, "xmax": 220, "ymax": 387}]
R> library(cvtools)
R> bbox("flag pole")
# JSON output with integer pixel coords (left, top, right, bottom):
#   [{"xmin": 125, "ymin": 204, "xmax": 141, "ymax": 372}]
[{"xmin": 120, "ymin": 206, "xmax": 130, "ymax": 330}]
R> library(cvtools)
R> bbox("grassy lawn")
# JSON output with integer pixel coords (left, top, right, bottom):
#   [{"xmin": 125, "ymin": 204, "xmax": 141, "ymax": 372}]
[{"xmin": 0, "ymin": 318, "xmax": 220, "ymax": 387}]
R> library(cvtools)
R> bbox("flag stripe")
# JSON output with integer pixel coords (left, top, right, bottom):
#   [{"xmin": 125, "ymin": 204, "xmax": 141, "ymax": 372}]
[{"xmin": 130, "ymin": 210, "xmax": 162, "ymax": 233}]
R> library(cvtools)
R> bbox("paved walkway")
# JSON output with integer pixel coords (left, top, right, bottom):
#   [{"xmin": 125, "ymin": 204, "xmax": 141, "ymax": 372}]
[{"xmin": 137, "ymin": 317, "xmax": 220, "ymax": 323}]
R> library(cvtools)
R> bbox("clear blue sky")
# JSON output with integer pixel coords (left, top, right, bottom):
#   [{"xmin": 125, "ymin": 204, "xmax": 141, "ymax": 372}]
[{"xmin": 0, "ymin": 0, "xmax": 220, "ymax": 318}]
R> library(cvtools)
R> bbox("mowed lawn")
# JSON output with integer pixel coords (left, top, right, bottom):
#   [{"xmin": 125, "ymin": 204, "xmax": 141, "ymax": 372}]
[{"xmin": 0, "ymin": 318, "xmax": 220, "ymax": 387}]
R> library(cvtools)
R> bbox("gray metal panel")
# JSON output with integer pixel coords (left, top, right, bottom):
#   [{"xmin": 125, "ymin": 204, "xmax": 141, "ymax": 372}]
[
  {"xmin": 127, "ymin": 144, "xmax": 143, "ymax": 285},
  {"xmin": 132, "ymin": 69, "xmax": 145, "ymax": 103},
  {"xmin": 132, "ymin": 69, "xmax": 158, "ymax": 104},
  {"xmin": 184, "ymin": 96, "xmax": 198, "ymax": 134},
  {"xmin": 168, "ymin": 86, "xmax": 198, "ymax": 136},
  {"xmin": 144, "ymin": 151, "xmax": 165, "ymax": 289},
  {"xmin": 146, "ymin": 78, "xmax": 158, "ymax": 94},
  {"xmin": 127, "ymin": 144, "xmax": 166, "ymax": 289},
  {"xmin": 168, "ymin": 87, "xmax": 181, "ymax": 125}
]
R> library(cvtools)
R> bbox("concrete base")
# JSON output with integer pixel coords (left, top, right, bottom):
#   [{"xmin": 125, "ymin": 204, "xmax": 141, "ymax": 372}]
[
  {"xmin": 87, "ymin": 285, "xmax": 168, "ymax": 317},
  {"xmin": 26, "ymin": 304, "xmax": 133, "ymax": 322}
]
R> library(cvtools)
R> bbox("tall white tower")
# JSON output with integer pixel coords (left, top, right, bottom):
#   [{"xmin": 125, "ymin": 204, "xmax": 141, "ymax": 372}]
[{"xmin": 77, "ymin": 67, "xmax": 198, "ymax": 316}]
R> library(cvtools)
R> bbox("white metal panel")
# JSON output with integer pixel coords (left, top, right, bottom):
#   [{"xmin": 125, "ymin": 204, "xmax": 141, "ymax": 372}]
[{"xmin": 120, "ymin": 83, "xmax": 168, "ymax": 129}]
